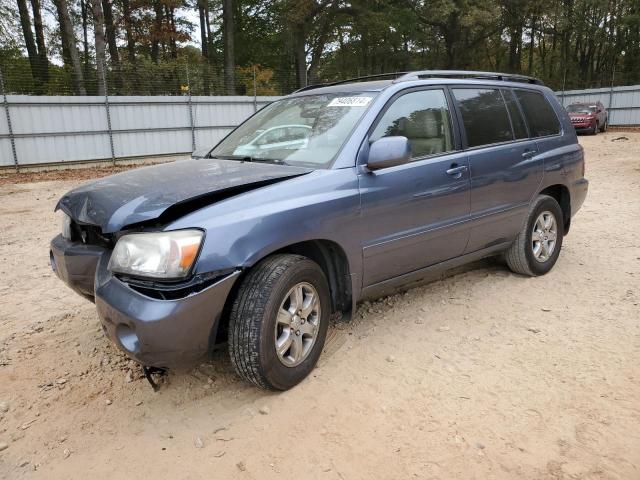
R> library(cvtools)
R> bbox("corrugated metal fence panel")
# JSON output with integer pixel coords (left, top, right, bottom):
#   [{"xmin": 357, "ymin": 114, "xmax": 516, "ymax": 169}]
[
  {"xmin": 3, "ymin": 88, "xmax": 638, "ymax": 167},
  {"xmin": 557, "ymin": 85, "xmax": 640, "ymax": 126},
  {"xmin": 0, "ymin": 139, "xmax": 12, "ymax": 166},
  {"xmin": 1, "ymin": 95, "xmax": 281, "ymax": 167},
  {"xmin": 191, "ymin": 96, "xmax": 277, "ymax": 150}
]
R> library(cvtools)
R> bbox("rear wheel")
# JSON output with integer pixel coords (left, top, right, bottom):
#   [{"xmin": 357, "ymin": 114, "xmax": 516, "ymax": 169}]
[
  {"xmin": 505, "ymin": 195, "xmax": 564, "ymax": 276},
  {"xmin": 228, "ymin": 254, "xmax": 330, "ymax": 390}
]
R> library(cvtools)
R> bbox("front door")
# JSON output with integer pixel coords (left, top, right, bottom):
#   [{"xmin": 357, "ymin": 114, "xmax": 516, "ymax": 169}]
[{"xmin": 358, "ymin": 88, "xmax": 471, "ymax": 287}]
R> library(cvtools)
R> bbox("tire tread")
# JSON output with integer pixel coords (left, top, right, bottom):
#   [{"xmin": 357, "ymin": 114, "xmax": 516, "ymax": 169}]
[
  {"xmin": 228, "ymin": 254, "xmax": 313, "ymax": 390},
  {"xmin": 505, "ymin": 194, "xmax": 562, "ymax": 277}
]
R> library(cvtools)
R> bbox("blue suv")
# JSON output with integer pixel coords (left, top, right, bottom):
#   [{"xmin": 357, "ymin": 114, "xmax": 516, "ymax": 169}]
[{"xmin": 51, "ymin": 70, "xmax": 588, "ymax": 390}]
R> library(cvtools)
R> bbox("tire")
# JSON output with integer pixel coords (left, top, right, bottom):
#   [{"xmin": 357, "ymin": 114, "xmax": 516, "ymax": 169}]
[
  {"xmin": 505, "ymin": 195, "xmax": 564, "ymax": 277},
  {"xmin": 228, "ymin": 254, "xmax": 331, "ymax": 390},
  {"xmin": 600, "ymin": 120, "xmax": 607, "ymax": 133},
  {"xmin": 592, "ymin": 122, "xmax": 599, "ymax": 135}
]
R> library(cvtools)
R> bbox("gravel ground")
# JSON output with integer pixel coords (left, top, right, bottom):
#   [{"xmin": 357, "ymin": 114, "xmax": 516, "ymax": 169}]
[{"xmin": 0, "ymin": 132, "xmax": 639, "ymax": 479}]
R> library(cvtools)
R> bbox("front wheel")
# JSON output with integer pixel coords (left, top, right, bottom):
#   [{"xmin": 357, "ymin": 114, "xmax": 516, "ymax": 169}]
[
  {"xmin": 505, "ymin": 195, "xmax": 564, "ymax": 276},
  {"xmin": 228, "ymin": 254, "xmax": 331, "ymax": 390},
  {"xmin": 600, "ymin": 120, "xmax": 608, "ymax": 133},
  {"xmin": 592, "ymin": 122, "xmax": 599, "ymax": 135}
]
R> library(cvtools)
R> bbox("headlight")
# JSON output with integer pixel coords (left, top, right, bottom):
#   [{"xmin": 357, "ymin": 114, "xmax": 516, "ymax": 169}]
[
  {"xmin": 61, "ymin": 213, "xmax": 73, "ymax": 240},
  {"xmin": 108, "ymin": 230, "xmax": 203, "ymax": 280}
]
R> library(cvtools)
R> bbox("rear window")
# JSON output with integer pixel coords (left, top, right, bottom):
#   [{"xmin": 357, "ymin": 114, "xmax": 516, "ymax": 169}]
[
  {"xmin": 452, "ymin": 88, "xmax": 513, "ymax": 148},
  {"xmin": 514, "ymin": 89, "xmax": 561, "ymax": 137}
]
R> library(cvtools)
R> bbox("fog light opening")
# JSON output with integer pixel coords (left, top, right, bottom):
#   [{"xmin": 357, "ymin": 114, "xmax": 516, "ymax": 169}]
[{"xmin": 116, "ymin": 324, "xmax": 140, "ymax": 354}]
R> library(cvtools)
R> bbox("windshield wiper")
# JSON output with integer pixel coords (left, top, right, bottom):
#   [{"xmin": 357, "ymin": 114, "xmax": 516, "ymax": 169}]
[{"xmin": 213, "ymin": 155, "xmax": 289, "ymax": 165}]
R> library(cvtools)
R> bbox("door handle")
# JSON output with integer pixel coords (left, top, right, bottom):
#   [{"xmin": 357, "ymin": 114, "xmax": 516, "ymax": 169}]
[
  {"xmin": 522, "ymin": 149, "xmax": 538, "ymax": 159},
  {"xmin": 446, "ymin": 164, "xmax": 468, "ymax": 177}
]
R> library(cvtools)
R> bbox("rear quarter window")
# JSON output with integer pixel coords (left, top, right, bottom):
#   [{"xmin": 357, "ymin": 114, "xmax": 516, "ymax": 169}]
[{"xmin": 514, "ymin": 89, "xmax": 561, "ymax": 137}]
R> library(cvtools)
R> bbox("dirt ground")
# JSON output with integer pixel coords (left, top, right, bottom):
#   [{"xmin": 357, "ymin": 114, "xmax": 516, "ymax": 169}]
[{"xmin": 0, "ymin": 132, "xmax": 639, "ymax": 480}]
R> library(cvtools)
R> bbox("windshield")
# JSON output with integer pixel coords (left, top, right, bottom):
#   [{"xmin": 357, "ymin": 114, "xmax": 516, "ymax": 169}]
[
  {"xmin": 210, "ymin": 92, "xmax": 377, "ymax": 168},
  {"xmin": 567, "ymin": 104, "xmax": 596, "ymax": 114}
]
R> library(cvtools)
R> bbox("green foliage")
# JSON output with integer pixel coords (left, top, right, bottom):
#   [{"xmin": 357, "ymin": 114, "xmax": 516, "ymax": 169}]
[{"xmin": 1, "ymin": 0, "xmax": 638, "ymax": 95}]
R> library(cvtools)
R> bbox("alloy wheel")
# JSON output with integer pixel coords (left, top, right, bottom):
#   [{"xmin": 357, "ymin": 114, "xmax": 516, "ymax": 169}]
[
  {"xmin": 531, "ymin": 210, "xmax": 558, "ymax": 262},
  {"xmin": 274, "ymin": 282, "xmax": 321, "ymax": 367}
]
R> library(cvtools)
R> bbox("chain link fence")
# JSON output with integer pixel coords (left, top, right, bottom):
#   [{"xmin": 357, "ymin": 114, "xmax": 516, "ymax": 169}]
[{"xmin": 0, "ymin": 57, "xmax": 301, "ymax": 97}]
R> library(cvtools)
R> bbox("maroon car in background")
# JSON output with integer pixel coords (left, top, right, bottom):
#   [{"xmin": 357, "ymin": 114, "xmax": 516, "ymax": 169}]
[{"xmin": 566, "ymin": 101, "xmax": 608, "ymax": 134}]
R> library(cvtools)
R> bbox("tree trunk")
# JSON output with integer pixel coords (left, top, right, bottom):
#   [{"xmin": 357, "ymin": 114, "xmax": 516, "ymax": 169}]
[
  {"xmin": 198, "ymin": 0, "xmax": 210, "ymax": 95},
  {"xmin": 52, "ymin": 0, "xmax": 86, "ymax": 95},
  {"xmin": 528, "ymin": 17, "xmax": 536, "ymax": 75},
  {"xmin": 205, "ymin": 3, "xmax": 213, "ymax": 61},
  {"xmin": 90, "ymin": 0, "xmax": 107, "ymax": 95},
  {"xmin": 198, "ymin": 0, "xmax": 208, "ymax": 60},
  {"xmin": 30, "ymin": 0, "xmax": 48, "ymax": 84},
  {"xmin": 223, "ymin": 0, "xmax": 236, "ymax": 94},
  {"xmin": 122, "ymin": 0, "xmax": 136, "ymax": 63},
  {"xmin": 293, "ymin": 24, "xmax": 307, "ymax": 88},
  {"xmin": 80, "ymin": 0, "xmax": 90, "ymax": 80},
  {"xmin": 102, "ymin": 0, "xmax": 121, "ymax": 91},
  {"xmin": 151, "ymin": 0, "xmax": 163, "ymax": 64},
  {"xmin": 16, "ymin": 0, "xmax": 40, "ymax": 84},
  {"xmin": 165, "ymin": 5, "xmax": 177, "ymax": 59}
]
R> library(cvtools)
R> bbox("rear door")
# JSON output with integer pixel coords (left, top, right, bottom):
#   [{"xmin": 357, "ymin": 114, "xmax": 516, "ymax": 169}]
[
  {"xmin": 451, "ymin": 86, "xmax": 543, "ymax": 253},
  {"xmin": 358, "ymin": 88, "xmax": 471, "ymax": 287}
]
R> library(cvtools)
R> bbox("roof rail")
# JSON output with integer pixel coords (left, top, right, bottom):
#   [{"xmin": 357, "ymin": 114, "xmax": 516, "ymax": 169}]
[
  {"xmin": 291, "ymin": 70, "xmax": 544, "ymax": 94},
  {"xmin": 292, "ymin": 72, "xmax": 409, "ymax": 93},
  {"xmin": 393, "ymin": 70, "xmax": 544, "ymax": 85}
]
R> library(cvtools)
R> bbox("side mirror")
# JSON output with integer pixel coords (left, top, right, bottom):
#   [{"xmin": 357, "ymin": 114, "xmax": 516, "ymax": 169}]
[{"xmin": 366, "ymin": 136, "xmax": 411, "ymax": 171}]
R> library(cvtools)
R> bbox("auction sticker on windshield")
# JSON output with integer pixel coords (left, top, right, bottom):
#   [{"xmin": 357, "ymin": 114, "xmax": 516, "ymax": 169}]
[{"xmin": 328, "ymin": 96, "xmax": 372, "ymax": 107}]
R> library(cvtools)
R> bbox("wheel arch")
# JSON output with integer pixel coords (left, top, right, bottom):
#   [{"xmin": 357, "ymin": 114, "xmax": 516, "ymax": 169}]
[
  {"xmin": 539, "ymin": 184, "xmax": 571, "ymax": 234},
  {"xmin": 214, "ymin": 239, "xmax": 353, "ymax": 344},
  {"xmin": 274, "ymin": 240, "xmax": 353, "ymax": 317}
]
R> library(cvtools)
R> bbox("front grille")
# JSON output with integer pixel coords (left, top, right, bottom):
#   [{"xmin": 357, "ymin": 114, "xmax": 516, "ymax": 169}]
[{"xmin": 70, "ymin": 221, "xmax": 114, "ymax": 248}]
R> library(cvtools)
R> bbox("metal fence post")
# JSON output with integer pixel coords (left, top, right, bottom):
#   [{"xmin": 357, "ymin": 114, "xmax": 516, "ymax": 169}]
[
  {"xmin": 186, "ymin": 64, "xmax": 196, "ymax": 152},
  {"xmin": 608, "ymin": 63, "xmax": 616, "ymax": 121},
  {"xmin": 0, "ymin": 67, "xmax": 19, "ymax": 171},
  {"xmin": 560, "ymin": 66, "xmax": 567, "ymax": 107},
  {"xmin": 102, "ymin": 62, "xmax": 116, "ymax": 165},
  {"xmin": 253, "ymin": 66, "xmax": 258, "ymax": 112}
]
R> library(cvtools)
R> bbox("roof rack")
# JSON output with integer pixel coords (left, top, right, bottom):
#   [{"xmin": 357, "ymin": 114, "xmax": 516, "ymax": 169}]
[
  {"xmin": 394, "ymin": 70, "xmax": 544, "ymax": 85},
  {"xmin": 292, "ymin": 70, "xmax": 544, "ymax": 93}
]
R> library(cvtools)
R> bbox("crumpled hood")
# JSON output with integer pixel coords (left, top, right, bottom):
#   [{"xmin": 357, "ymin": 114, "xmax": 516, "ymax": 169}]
[{"xmin": 56, "ymin": 158, "xmax": 312, "ymax": 233}]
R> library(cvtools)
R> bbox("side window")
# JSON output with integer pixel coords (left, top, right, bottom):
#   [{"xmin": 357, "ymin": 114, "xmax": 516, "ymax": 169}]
[
  {"xmin": 514, "ymin": 89, "xmax": 561, "ymax": 137},
  {"xmin": 503, "ymin": 90, "xmax": 528, "ymax": 139},
  {"xmin": 370, "ymin": 89, "xmax": 454, "ymax": 159},
  {"xmin": 452, "ymin": 88, "xmax": 513, "ymax": 147}
]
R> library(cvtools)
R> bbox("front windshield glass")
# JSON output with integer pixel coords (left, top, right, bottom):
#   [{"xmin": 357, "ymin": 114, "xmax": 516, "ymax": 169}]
[
  {"xmin": 210, "ymin": 92, "xmax": 377, "ymax": 168},
  {"xmin": 566, "ymin": 104, "xmax": 596, "ymax": 114}
]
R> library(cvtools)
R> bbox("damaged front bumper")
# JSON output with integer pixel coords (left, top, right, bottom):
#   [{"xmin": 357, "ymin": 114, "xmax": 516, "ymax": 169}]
[{"xmin": 50, "ymin": 234, "xmax": 241, "ymax": 368}]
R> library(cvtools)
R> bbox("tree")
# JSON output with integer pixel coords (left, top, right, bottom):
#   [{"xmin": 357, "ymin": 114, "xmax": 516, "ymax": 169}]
[
  {"xmin": 30, "ymin": 0, "xmax": 48, "ymax": 82},
  {"xmin": 102, "ymin": 0, "xmax": 121, "ymax": 90},
  {"xmin": 52, "ymin": 0, "xmax": 86, "ymax": 94},
  {"xmin": 223, "ymin": 0, "xmax": 236, "ymax": 94},
  {"xmin": 90, "ymin": 0, "xmax": 107, "ymax": 94},
  {"xmin": 122, "ymin": 0, "xmax": 136, "ymax": 62},
  {"xmin": 16, "ymin": 0, "xmax": 40, "ymax": 84}
]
